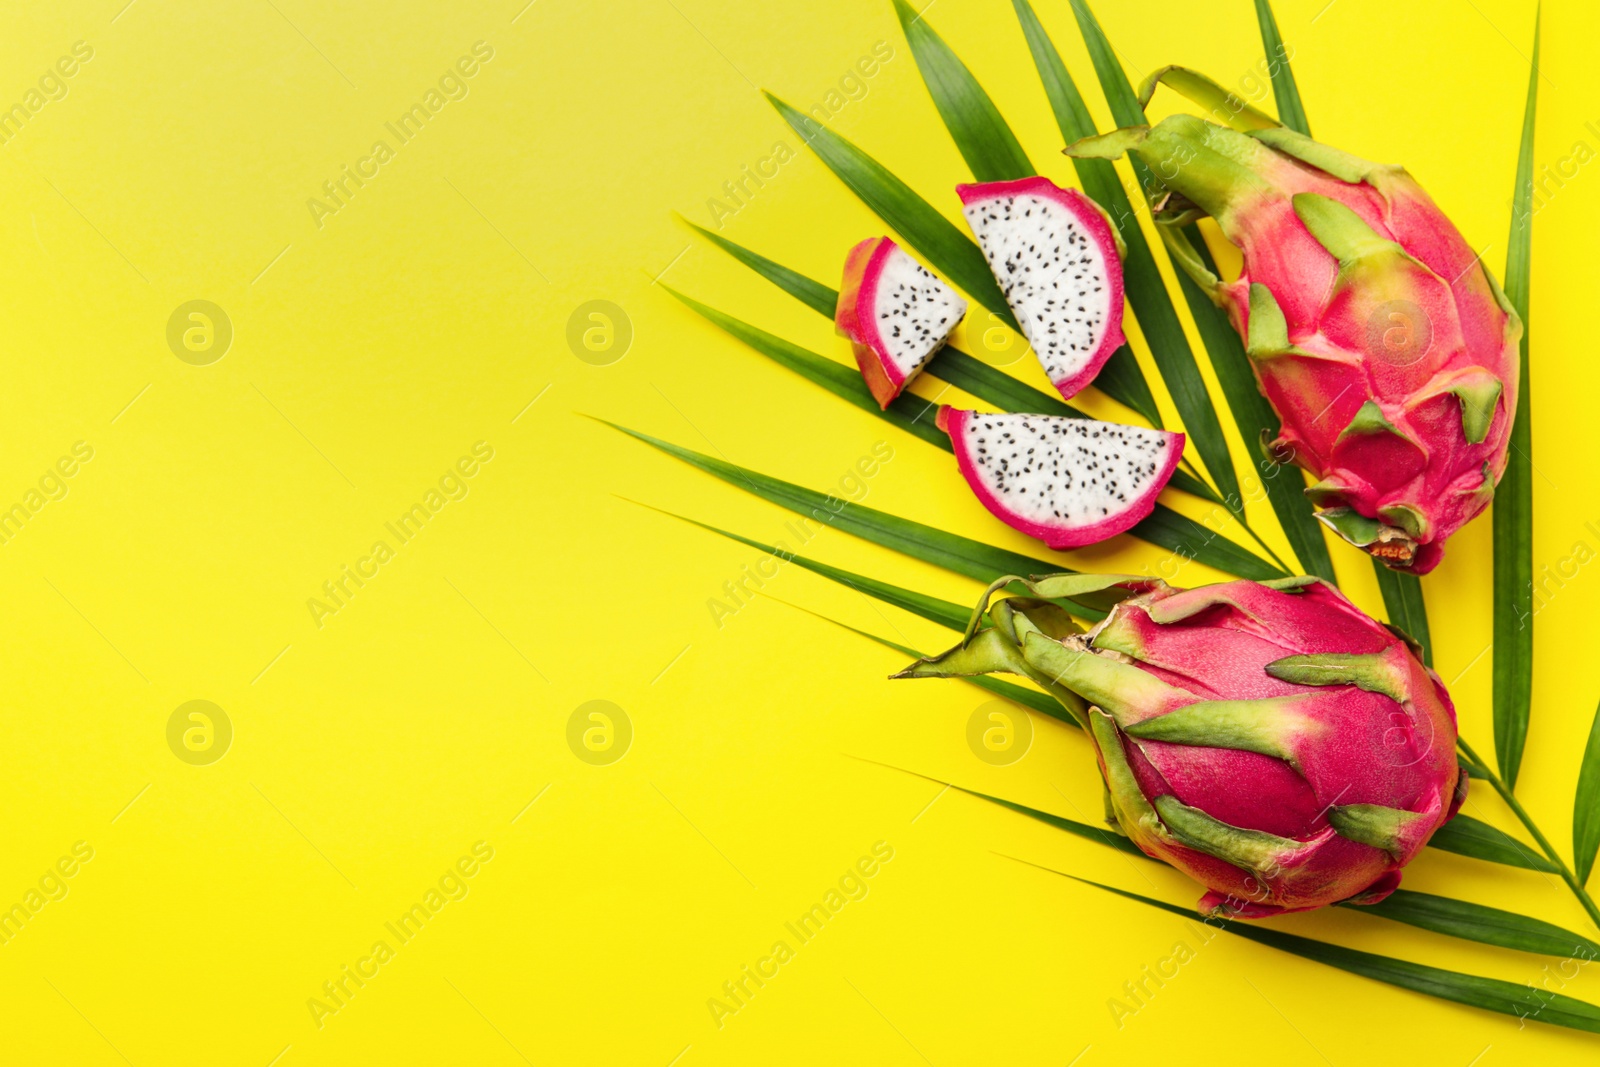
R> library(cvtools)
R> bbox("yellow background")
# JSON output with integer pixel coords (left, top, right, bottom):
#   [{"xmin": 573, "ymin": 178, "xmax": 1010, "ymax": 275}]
[{"xmin": 1, "ymin": 0, "xmax": 1597, "ymax": 1062}]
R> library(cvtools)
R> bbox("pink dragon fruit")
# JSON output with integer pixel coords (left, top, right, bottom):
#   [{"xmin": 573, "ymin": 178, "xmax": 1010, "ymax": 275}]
[
  {"xmin": 1067, "ymin": 116, "xmax": 1521, "ymax": 573},
  {"xmin": 958, "ymin": 178, "xmax": 1126, "ymax": 400},
  {"xmin": 899, "ymin": 573, "xmax": 1465, "ymax": 918},
  {"xmin": 937, "ymin": 407, "xmax": 1182, "ymax": 549},
  {"xmin": 836, "ymin": 236, "xmax": 967, "ymax": 408}
]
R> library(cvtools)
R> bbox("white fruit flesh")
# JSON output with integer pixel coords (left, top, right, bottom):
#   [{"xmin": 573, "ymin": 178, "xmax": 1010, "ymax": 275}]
[
  {"xmin": 963, "ymin": 193, "xmax": 1115, "ymax": 387},
  {"xmin": 871, "ymin": 246, "xmax": 966, "ymax": 380},
  {"xmin": 960, "ymin": 413, "xmax": 1175, "ymax": 528}
]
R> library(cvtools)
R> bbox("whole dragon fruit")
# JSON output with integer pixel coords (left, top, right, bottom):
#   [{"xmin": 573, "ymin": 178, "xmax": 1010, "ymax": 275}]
[
  {"xmin": 898, "ymin": 573, "xmax": 1465, "ymax": 918},
  {"xmin": 1067, "ymin": 114, "xmax": 1522, "ymax": 573}
]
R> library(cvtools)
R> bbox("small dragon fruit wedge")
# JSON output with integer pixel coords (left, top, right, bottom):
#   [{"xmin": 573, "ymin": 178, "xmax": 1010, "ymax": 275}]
[
  {"xmin": 835, "ymin": 236, "xmax": 968, "ymax": 409},
  {"xmin": 1066, "ymin": 114, "xmax": 1521, "ymax": 573},
  {"xmin": 897, "ymin": 574, "xmax": 1466, "ymax": 918},
  {"xmin": 957, "ymin": 177, "xmax": 1126, "ymax": 400},
  {"xmin": 938, "ymin": 407, "xmax": 1182, "ymax": 549}
]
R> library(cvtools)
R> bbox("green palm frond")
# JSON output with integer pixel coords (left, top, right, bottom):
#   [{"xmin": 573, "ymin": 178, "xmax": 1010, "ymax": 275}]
[
  {"xmin": 1494, "ymin": 4, "xmax": 1540, "ymax": 789},
  {"xmin": 650, "ymin": 0, "xmax": 1581, "ymax": 1035}
]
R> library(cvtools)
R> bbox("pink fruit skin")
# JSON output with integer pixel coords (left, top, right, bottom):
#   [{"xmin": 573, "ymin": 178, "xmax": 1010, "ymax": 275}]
[
  {"xmin": 1089, "ymin": 579, "xmax": 1464, "ymax": 917},
  {"xmin": 955, "ymin": 178, "xmax": 1126, "ymax": 400},
  {"xmin": 1094, "ymin": 119, "xmax": 1520, "ymax": 574},
  {"xmin": 836, "ymin": 236, "xmax": 913, "ymax": 409},
  {"xmin": 1230, "ymin": 167, "xmax": 1514, "ymax": 573},
  {"xmin": 937, "ymin": 406, "xmax": 1183, "ymax": 550}
]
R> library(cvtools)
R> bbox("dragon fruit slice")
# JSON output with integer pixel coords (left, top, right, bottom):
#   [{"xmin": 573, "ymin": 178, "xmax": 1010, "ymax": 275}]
[
  {"xmin": 957, "ymin": 177, "xmax": 1126, "ymax": 400},
  {"xmin": 938, "ymin": 407, "xmax": 1182, "ymax": 549},
  {"xmin": 897, "ymin": 574, "xmax": 1465, "ymax": 919},
  {"xmin": 1067, "ymin": 114, "xmax": 1521, "ymax": 573},
  {"xmin": 835, "ymin": 236, "xmax": 967, "ymax": 409}
]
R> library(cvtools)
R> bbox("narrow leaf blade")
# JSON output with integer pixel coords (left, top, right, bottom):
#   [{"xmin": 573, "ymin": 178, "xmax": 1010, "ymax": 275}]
[
  {"xmin": 765, "ymin": 97, "xmax": 1161, "ymax": 426},
  {"xmin": 605, "ymin": 421, "xmax": 1062, "ymax": 583},
  {"xmin": 960, "ymin": 788, "xmax": 1142, "ymax": 855},
  {"xmin": 1575, "ymin": 698, "xmax": 1600, "ymax": 885},
  {"xmin": 679, "ymin": 217, "xmax": 837, "ymax": 317},
  {"xmin": 766, "ymin": 92, "xmax": 1013, "ymax": 327},
  {"xmin": 1251, "ymin": 0, "xmax": 1310, "ymax": 135},
  {"xmin": 1058, "ymin": 0, "xmax": 1244, "ymax": 517},
  {"xmin": 664, "ymin": 286, "xmax": 950, "ymax": 451},
  {"xmin": 1069, "ymin": 877, "xmax": 1600, "ymax": 1035},
  {"xmin": 1372, "ymin": 563, "xmax": 1434, "ymax": 667},
  {"xmin": 1355, "ymin": 888, "xmax": 1600, "ymax": 959},
  {"xmin": 667, "ymin": 511, "xmax": 975, "ymax": 631},
  {"xmin": 928, "ymin": 345, "xmax": 1085, "ymax": 419},
  {"xmin": 892, "ymin": 0, "xmax": 1034, "ymax": 181},
  {"xmin": 1493, "ymin": 7, "xmax": 1539, "ymax": 788},
  {"xmin": 1428, "ymin": 812, "xmax": 1559, "ymax": 873},
  {"xmin": 1130, "ymin": 504, "xmax": 1286, "ymax": 581}
]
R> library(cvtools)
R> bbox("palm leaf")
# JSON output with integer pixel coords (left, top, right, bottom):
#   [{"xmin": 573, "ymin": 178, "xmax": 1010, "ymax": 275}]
[
  {"xmin": 1373, "ymin": 564, "xmax": 1435, "ymax": 667},
  {"xmin": 969, "ymin": 788, "xmax": 1595, "ymax": 961},
  {"xmin": 1016, "ymin": 0, "xmax": 1245, "ymax": 523},
  {"xmin": 765, "ymin": 93, "xmax": 1162, "ymax": 428},
  {"xmin": 891, "ymin": 0, "xmax": 1161, "ymax": 433},
  {"xmin": 603, "ymin": 419, "xmax": 1088, "ymax": 591},
  {"xmin": 662, "ymin": 285, "xmax": 949, "ymax": 451},
  {"xmin": 1493, "ymin": 6, "xmax": 1540, "ymax": 789},
  {"xmin": 891, "ymin": 0, "xmax": 1034, "ymax": 182},
  {"xmin": 1575, "ymin": 698, "xmax": 1600, "ymax": 885},
  {"xmin": 1131, "ymin": 507, "xmax": 1284, "ymax": 580},
  {"xmin": 653, "ymin": 508, "xmax": 977, "ymax": 631},
  {"xmin": 678, "ymin": 216, "xmax": 837, "ymax": 316},
  {"xmin": 1359, "ymin": 888, "xmax": 1600, "ymax": 959},
  {"xmin": 1062, "ymin": 875, "xmax": 1600, "ymax": 1035},
  {"xmin": 1251, "ymin": 0, "xmax": 1310, "ymax": 135},
  {"xmin": 880, "ymin": 768, "xmax": 1142, "ymax": 855},
  {"xmin": 770, "ymin": 599, "xmax": 1078, "ymax": 727},
  {"xmin": 663, "ymin": 285, "xmax": 1285, "ymax": 579},
  {"xmin": 1430, "ymin": 813, "xmax": 1559, "ymax": 873},
  {"xmin": 766, "ymin": 92, "xmax": 1017, "ymax": 334}
]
